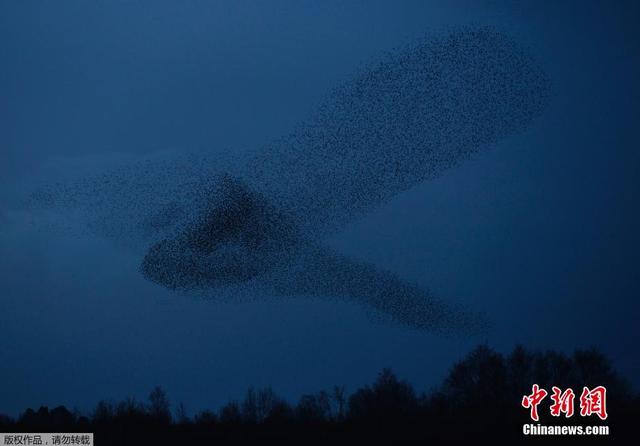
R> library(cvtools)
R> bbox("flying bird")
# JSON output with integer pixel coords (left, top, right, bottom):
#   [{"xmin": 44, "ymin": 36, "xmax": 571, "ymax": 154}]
[{"xmin": 28, "ymin": 28, "xmax": 549, "ymax": 335}]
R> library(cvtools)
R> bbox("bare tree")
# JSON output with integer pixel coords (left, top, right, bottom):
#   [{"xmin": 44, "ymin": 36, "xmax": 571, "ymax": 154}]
[
  {"xmin": 148, "ymin": 386, "xmax": 171, "ymax": 423},
  {"xmin": 333, "ymin": 385, "xmax": 346, "ymax": 420}
]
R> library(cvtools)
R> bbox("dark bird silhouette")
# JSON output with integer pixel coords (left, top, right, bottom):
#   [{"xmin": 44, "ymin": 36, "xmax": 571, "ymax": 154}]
[{"xmin": 28, "ymin": 27, "xmax": 549, "ymax": 334}]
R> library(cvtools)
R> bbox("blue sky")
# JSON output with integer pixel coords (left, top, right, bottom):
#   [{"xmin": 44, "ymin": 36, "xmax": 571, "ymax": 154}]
[{"xmin": 1, "ymin": 0, "xmax": 638, "ymax": 417}]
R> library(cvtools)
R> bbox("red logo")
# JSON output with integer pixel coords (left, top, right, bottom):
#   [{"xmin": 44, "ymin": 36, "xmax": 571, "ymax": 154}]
[
  {"xmin": 521, "ymin": 385, "xmax": 608, "ymax": 421},
  {"xmin": 550, "ymin": 386, "xmax": 575, "ymax": 417},
  {"xmin": 580, "ymin": 386, "xmax": 608, "ymax": 420},
  {"xmin": 521, "ymin": 384, "xmax": 547, "ymax": 421}
]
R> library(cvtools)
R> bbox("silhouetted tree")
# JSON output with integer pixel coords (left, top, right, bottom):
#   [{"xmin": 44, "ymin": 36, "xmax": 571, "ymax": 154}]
[
  {"xmin": 92, "ymin": 400, "xmax": 113, "ymax": 422},
  {"xmin": 332, "ymin": 385, "xmax": 346, "ymax": 420},
  {"xmin": 241, "ymin": 387, "xmax": 258, "ymax": 423},
  {"xmin": 2, "ymin": 345, "xmax": 637, "ymax": 444},
  {"xmin": 50, "ymin": 406, "xmax": 75, "ymax": 427},
  {"xmin": 348, "ymin": 368, "xmax": 418, "ymax": 422},
  {"xmin": 0, "ymin": 414, "xmax": 12, "ymax": 430},
  {"xmin": 219, "ymin": 401, "xmax": 242, "ymax": 424},
  {"xmin": 443, "ymin": 345, "xmax": 508, "ymax": 409},
  {"xmin": 174, "ymin": 403, "xmax": 189, "ymax": 425},
  {"xmin": 263, "ymin": 399, "xmax": 293, "ymax": 425},
  {"xmin": 148, "ymin": 386, "xmax": 171, "ymax": 423},
  {"xmin": 296, "ymin": 392, "xmax": 331, "ymax": 423},
  {"xmin": 194, "ymin": 409, "xmax": 217, "ymax": 427},
  {"xmin": 255, "ymin": 387, "xmax": 278, "ymax": 422}
]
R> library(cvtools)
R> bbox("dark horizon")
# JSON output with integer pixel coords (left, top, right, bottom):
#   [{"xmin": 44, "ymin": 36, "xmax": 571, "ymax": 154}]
[
  {"xmin": 2, "ymin": 344, "xmax": 636, "ymax": 442},
  {"xmin": 1, "ymin": 0, "xmax": 639, "ymax": 429}
]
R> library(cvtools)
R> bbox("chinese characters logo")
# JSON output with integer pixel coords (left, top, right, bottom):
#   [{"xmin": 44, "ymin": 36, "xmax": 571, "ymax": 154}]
[{"xmin": 521, "ymin": 385, "xmax": 607, "ymax": 421}]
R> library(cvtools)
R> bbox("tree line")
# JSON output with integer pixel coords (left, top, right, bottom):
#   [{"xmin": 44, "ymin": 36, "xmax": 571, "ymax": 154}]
[{"xmin": 1, "ymin": 345, "xmax": 637, "ymax": 443}]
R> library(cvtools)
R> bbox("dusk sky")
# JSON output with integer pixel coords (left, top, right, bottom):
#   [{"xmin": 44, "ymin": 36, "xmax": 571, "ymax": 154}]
[{"xmin": 1, "ymin": 1, "xmax": 638, "ymax": 417}]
